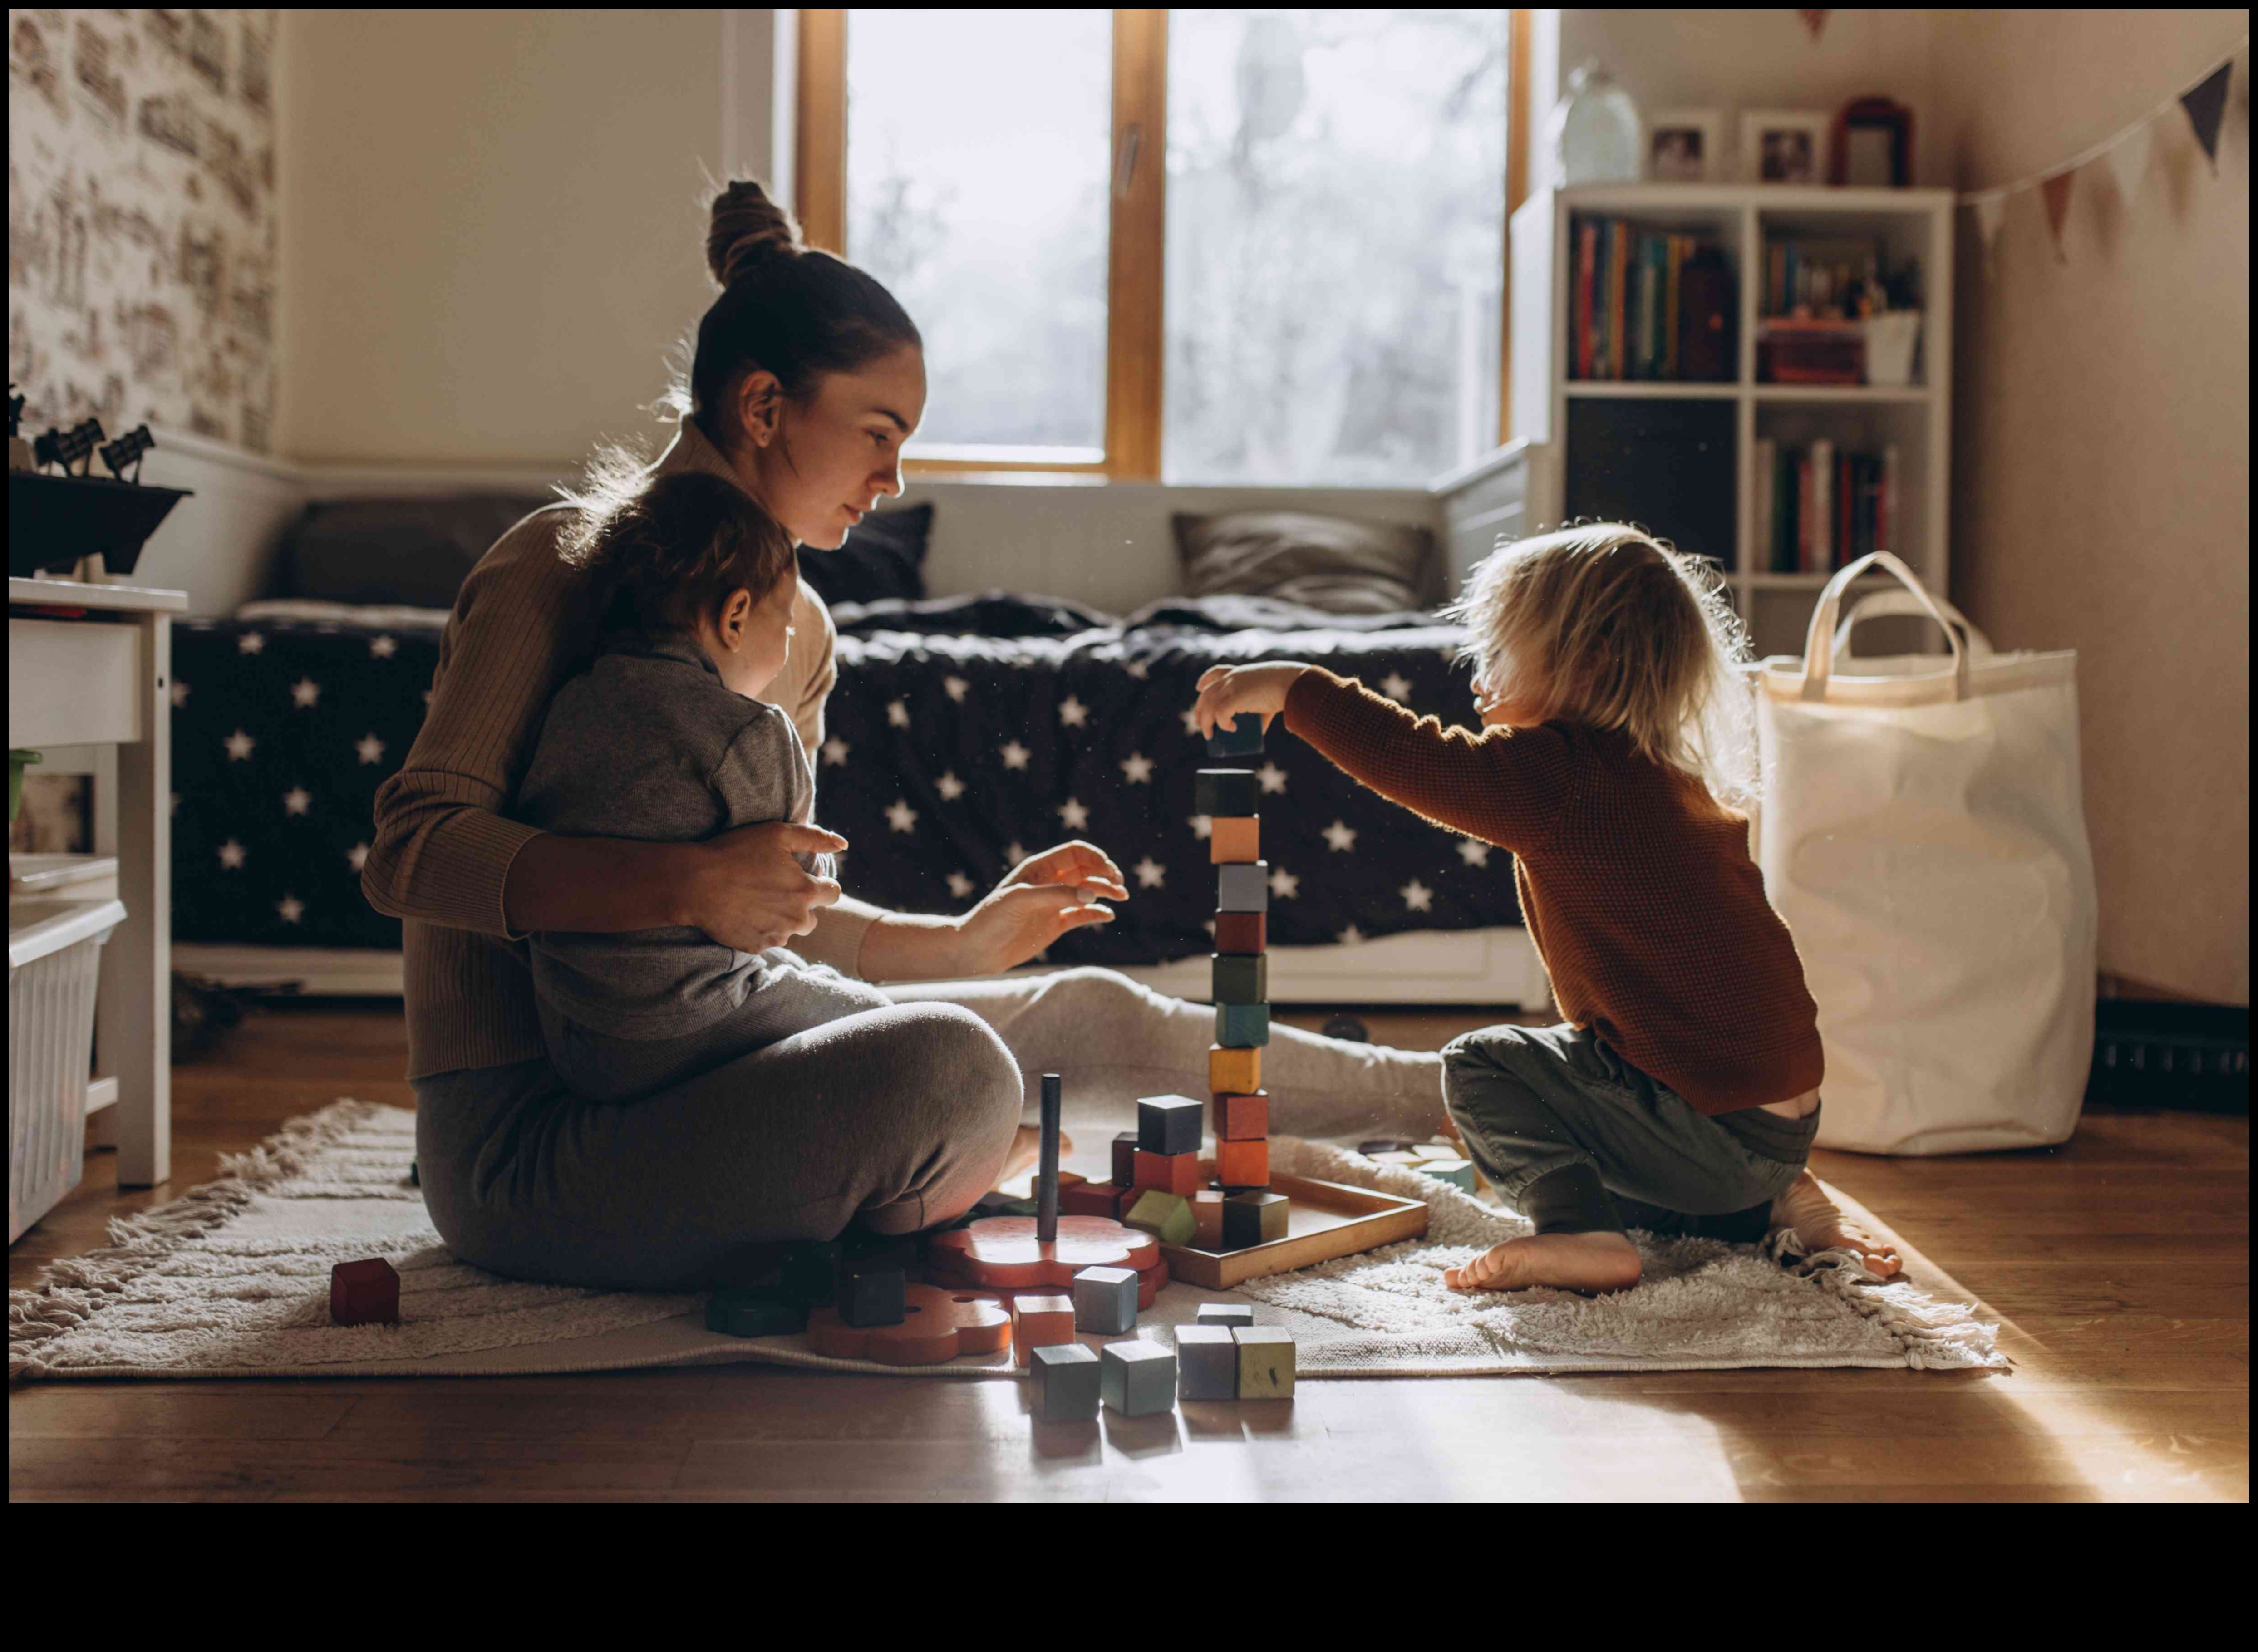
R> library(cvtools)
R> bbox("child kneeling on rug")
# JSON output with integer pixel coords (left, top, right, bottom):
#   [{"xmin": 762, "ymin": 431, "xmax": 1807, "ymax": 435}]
[
  {"xmin": 1190, "ymin": 523, "xmax": 1900, "ymax": 1293},
  {"xmin": 514, "ymin": 469, "xmax": 896, "ymax": 1103}
]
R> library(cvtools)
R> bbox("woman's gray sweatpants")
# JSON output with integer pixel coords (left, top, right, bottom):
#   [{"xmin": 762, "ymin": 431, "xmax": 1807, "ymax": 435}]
[
  {"xmin": 1440, "ymin": 1021, "xmax": 1820, "ymax": 1243},
  {"xmin": 413, "ymin": 966, "xmax": 1447, "ymax": 1292}
]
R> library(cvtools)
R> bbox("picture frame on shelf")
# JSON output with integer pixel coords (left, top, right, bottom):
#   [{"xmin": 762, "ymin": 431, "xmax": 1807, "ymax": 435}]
[
  {"xmin": 1831, "ymin": 96, "xmax": 1915, "ymax": 187},
  {"xmin": 1646, "ymin": 109, "xmax": 1723, "ymax": 182},
  {"xmin": 1740, "ymin": 110, "xmax": 1831, "ymax": 184}
]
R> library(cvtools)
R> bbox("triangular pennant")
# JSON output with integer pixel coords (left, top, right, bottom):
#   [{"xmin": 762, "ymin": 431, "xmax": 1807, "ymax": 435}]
[
  {"xmin": 2105, "ymin": 118, "xmax": 2154, "ymax": 207},
  {"xmin": 1798, "ymin": 10, "xmax": 1830, "ymax": 43},
  {"xmin": 2178, "ymin": 59, "xmax": 2233, "ymax": 169},
  {"xmin": 2041, "ymin": 170, "xmax": 2076, "ymax": 262},
  {"xmin": 1973, "ymin": 194, "xmax": 2007, "ymax": 278}
]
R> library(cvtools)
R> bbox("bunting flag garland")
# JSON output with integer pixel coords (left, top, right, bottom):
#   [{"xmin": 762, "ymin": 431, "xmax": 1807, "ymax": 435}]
[
  {"xmin": 2179, "ymin": 59, "xmax": 2233, "ymax": 168},
  {"xmin": 1798, "ymin": 10, "xmax": 1830, "ymax": 44},
  {"xmin": 1958, "ymin": 35, "xmax": 2244, "ymax": 276}
]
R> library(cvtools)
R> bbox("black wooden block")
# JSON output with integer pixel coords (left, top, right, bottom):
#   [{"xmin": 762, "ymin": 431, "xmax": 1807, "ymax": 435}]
[
  {"xmin": 1137, "ymin": 1094, "xmax": 1204, "ymax": 1156},
  {"xmin": 1211, "ymin": 954, "xmax": 1268, "ymax": 1005},
  {"xmin": 1222, "ymin": 1190, "xmax": 1290, "ymax": 1249},
  {"xmin": 1111, "ymin": 1131, "xmax": 1141, "ymax": 1189},
  {"xmin": 706, "ymin": 1285, "xmax": 808, "ymax": 1338},
  {"xmin": 780, "ymin": 1239, "xmax": 841, "ymax": 1307},
  {"xmin": 1195, "ymin": 768, "xmax": 1259, "ymax": 817},
  {"xmin": 837, "ymin": 1262, "xmax": 906, "ymax": 1328},
  {"xmin": 1207, "ymin": 714, "xmax": 1264, "ymax": 757}
]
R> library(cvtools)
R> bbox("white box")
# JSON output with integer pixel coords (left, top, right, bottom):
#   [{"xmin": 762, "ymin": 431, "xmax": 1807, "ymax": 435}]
[{"xmin": 10, "ymin": 895, "xmax": 125, "ymax": 1242}]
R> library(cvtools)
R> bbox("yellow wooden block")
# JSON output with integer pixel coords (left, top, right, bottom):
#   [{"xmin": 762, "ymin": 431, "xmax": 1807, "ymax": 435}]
[
  {"xmin": 1208, "ymin": 1044, "xmax": 1261, "ymax": 1094},
  {"xmin": 1208, "ymin": 816, "xmax": 1260, "ymax": 864}
]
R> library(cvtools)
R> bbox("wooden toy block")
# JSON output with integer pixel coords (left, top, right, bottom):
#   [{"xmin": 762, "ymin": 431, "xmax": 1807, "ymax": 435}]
[
  {"xmin": 1420, "ymin": 1157, "xmax": 1477, "ymax": 1193},
  {"xmin": 1358, "ymin": 1139, "xmax": 1417, "ymax": 1156},
  {"xmin": 1209, "ymin": 1044, "xmax": 1261, "ymax": 1093},
  {"xmin": 1206, "ymin": 713, "xmax": 1264, "ymax": 757},
  {"xmin": 1215, "ymin": 1002, "xmax": 1271, "ymax": 1048},
  {"xmin": 1215, "ymin": 1136, "xmax": 1269, "ymax": 1189},
  {"xmin": 1133, "ymin": 1149, "xmax": 1203, "ymax": 1197},
  {"xmin": 1111, "ymin": 1131, "xmax": 1141, "ymax": 1189},
  {"xmin": 837, "ymin": 1262, "xmax": 907, "ymax": 1328},
  {"xmin": 1371, "ymin": 1150, "xmax": 1423, "ymax": 1169},
  {"xmin": 1009, "ymin": 1293, "xmax": 1076, "ymax": 1367},
  {"xmin": 807, "ymin": 1284, "xmax": 1012, "ymax": 1366},
  {"xmin": 1194, "ymin": 767, "xmax": 1259, "ymax": 816},
  {"xmin": 705, "ymin": 1285, "xmax": 807, "ymax": 1338},
  {"xmin": 1190, "ymin": 1189, "xmax": 1227, "ymax": 1250},
  {"xmin": 1174, "ymin": 1324, "xmax": 1238, "ymax": 1400},
  {"xmin": 780, "ymin": 1239, "xmax": 841, "ymax": 1307},
  {"xmin": 939, "ymin": 1255, "xmax": 1168, "ymax": 1313},
  {"xmin": 1215, "ymin": 861, "xmax": 1270, "ymax": 913},
  {"xmin": 1221, "ymin": 1190, "xmax": 1290, "ymax": 1249},
  {"xmin": 1072, "ymin": 1264, "xmax": 1140, "ymax": 1334},
  {"xmin": 329, "ymin": 1258, "xmax": 400, "ymax": 1327},
  {"xmin": 1412, "ymin": 1143, "xmax": 1460, "ymax": 1161},
  {"xmin": 1032, "ymin": 1342, "xmax": 1102, "ymax": 1421},
  {"xmin": 1195, "ymin": 1302, "xmax": 1255, "ymax": 1329},
  {"xmin": 1210, "ymin": 953, "xmax": 1268, "ymax": 1005},
  {"xmin": 1058, "ymin": 1179, "xmax": 1126, "ymax": 1219},
  {"xmin": 1214, "ymin": 910, "xmax": 1267, "ymax": 954},
  {"xmin": 1124, "ymin": 1189, "xmax": 1196, "ymax": 1246},
  {"xmin": 924, "ymin": 1214, "xmax": 1163, "ymax": 1290},
  {"xmin": 1057, "ymin": 1169, "xmax": 1087, "ymax": 1190},
  {"xmin": 1208, "ymin": 816, "xmax": 1261, "ymax": 864},
  {"xmin": 1212, "ymin": 1090, "xmax": 1269, "ymax": 1140},
  {"xmin": 1100, "ymin": 1338, "xmax": 1178, "ymax": 1417},
  {"xmin": 407, "ymin": 1159, "xmax": 419, "ymax": 1188},
  {"xmin": 1136, "ymin": 1093, "xmax": 1205, "ymax": 1156},
  {"xmin": 1233, "ymin": 1324, "xmax": 1297, "ymax": 1399}
]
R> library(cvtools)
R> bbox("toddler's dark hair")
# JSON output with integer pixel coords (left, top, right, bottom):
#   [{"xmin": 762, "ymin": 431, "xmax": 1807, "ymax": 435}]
[{"xmin": 562, "ymin": 468, "xmax": 795, "ymax": 637}]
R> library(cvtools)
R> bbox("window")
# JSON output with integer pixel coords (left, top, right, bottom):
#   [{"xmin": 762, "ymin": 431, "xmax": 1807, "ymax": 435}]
[{"xmin": 799, "ymin": 10, "xmax": 1526, "ymax": 484}]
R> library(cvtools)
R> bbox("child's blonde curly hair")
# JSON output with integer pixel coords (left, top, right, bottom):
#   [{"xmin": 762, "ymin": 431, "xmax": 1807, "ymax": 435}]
[{"xmin": 1441, "ymin": 522, "xmax": 1759, "ymax": 810}]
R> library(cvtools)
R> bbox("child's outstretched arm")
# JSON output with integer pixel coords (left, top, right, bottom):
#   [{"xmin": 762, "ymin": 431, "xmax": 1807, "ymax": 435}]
[{"xmin": 1193, "ymin": 662, "xmax": 1575, "ymax": 853}]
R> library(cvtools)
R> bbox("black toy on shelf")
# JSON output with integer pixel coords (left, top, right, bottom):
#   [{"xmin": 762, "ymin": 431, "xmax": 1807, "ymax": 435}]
[{"xmin": 8, "ymin": 386, "xmax": 192, "ymax": 581}]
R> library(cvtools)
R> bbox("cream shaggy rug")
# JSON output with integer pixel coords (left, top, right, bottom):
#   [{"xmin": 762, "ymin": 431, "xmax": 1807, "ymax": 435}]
[{"xmin": 9, "ymin": 1100, "xmax": 2003, "ymax": 1381}]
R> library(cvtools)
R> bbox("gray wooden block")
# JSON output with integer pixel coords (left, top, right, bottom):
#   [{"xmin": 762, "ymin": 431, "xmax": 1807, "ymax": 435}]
[
  {"xmin": 1216, "ymin": 861, "xmax": 1270, "ymax": 913},
  {"xmin": 1194, "ymin": 768, "xmax": 1259, "ymax": 816},
  {"xmin": 1032, "ymin": 1342, "xmax": 1102, "ymax": 1421},
  {"xmin": 1072, "ymin": 1264, "xmax": 1140, "ymax": 1335},
  {"xmin": 1174, "ymin": 1323, "xmax": 1238, "ymax": 1400},
  {"xmin": 1136, "ymin": 1093, "xmax": 1204, "ymax": 1156},
  {"xmin": 1233, "ymin": 1324, "xmax": 1297, "ymax": 1399},
  {"xmin": 1194, "ymin": 1302, "xmax": 1254, "ymax": 1330},
  {"xmin": 1100, "ymin": 1338, "xmax": 1178, "ymax": 1417},
  {"xmin": 1420, "ymin": 1157, "xmax": 1476, "ymax": 1192}
]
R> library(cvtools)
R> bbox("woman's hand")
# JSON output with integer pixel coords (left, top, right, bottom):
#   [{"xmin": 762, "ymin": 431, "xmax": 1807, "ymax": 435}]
[
  {"xmin": 1192, "ymin": 661, "xmax": 1311, "ymax": 742},
  {"xmin": 958, "ymin": 841, "xmax": 1130, "ymax": 974},
  {"xmin": 686, "ymin": 820, "xmax": 848, "ymax": 952}
]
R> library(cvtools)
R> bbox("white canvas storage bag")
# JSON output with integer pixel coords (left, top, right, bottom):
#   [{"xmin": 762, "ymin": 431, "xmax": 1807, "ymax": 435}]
[{"xmin": 1754, "ymin": 552, "xmax": 2097, "ymax": 1155}]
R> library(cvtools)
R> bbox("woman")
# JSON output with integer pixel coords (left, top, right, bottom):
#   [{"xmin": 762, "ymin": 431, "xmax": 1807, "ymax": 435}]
[{"xmin": 364, "ymin": 179, "xmax": 1444, "ymax": 1292}]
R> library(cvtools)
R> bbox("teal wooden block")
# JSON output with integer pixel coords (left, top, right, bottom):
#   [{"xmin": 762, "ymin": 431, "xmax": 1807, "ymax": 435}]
[
  {"xmin": 1421, "ymin": 1157, "xmax": 1477, "ymax": 1192},
  {"xmin": 1211, "ymin": 953, "xmax": 1268, "ymax": 1004},
  {"xmin": 1215, "ymin": 1002, "xmax": 1270, "ymax": 1048},
  {"xmin": 1206, "ymin": 713, "xmax": 1264, "ymax": 757},
  {"xmin": 706, "ymin": 1286, "xmax": 807, "ymax": 1338},
  {"xmin": 1215, "ymin": 862, "xmax": 1269, "ymax": 913}
]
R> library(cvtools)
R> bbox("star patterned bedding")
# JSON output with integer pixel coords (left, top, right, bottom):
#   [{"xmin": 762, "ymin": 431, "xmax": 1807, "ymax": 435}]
[{"xmin": 170, "ymin": 591, "xmax": 1521, "ymax": 963}]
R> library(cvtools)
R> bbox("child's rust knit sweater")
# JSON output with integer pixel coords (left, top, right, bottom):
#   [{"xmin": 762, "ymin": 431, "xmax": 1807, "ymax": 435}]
[{"xmin": 1283, "ymin": 667, "xmax": 1824, "ymax": 1116}]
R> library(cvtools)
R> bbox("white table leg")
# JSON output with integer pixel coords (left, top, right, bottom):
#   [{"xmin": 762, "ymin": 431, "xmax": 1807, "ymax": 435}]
[{"xmin": 98, "ymin": 611, "xmax": 173, "ymax": 1188}]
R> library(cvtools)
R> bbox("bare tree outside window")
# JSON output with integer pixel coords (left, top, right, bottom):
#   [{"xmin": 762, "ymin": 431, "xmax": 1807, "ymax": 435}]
[{"xmin": 1164, "ymin": 10, "xmax": 1507, "ymax": 485}]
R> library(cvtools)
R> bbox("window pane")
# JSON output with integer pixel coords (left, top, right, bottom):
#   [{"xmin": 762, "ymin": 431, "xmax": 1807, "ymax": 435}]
[
  {"xmin": 1164, "ymin": 10, "xmax": 1508, "ymax": 484},
  {"xmin": 846, "ymin": 10, "xmax": 1111, "ymax": 457}
]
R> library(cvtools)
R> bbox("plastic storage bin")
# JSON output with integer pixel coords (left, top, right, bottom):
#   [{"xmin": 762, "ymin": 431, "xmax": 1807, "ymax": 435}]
[{"xmin": 10, "ymin": 895, "xmax": 125, "ymax": 1243}]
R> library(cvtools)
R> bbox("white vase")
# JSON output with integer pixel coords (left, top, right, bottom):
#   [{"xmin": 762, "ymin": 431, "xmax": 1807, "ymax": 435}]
[
  {"xmin": 1547, "ymin": 61, "xmax": 1642, "ymax": 188},
  {"xmin": 1864, "ymin": 311, "xmax": 1923, "ymax": 387}
]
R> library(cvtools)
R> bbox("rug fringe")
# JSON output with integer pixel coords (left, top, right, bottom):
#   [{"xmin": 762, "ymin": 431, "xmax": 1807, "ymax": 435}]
[
  {"xmin": 1764, "ymin": 1228, "xmax": 2007, "ymax": 1370},
  {"xmin": 9, "ymin": 1098, "xmax": 388, "ymax": 1381}
]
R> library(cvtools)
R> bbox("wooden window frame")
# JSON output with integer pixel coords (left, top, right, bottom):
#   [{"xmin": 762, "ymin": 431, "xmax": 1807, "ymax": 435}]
[{"xmin": 796, "ymin": 8, "xmax": 1526, "ymax": 482}]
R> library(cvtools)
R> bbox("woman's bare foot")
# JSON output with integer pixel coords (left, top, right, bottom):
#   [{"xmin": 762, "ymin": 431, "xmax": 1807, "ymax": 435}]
[
  {"xmin": 1771, "ymin": 1170, "xmax": 1902, "ymax": 1278},
  {"xmin": 1443, "ymin": 1230, "xmax": 1642, "ymax": 1294},
  {"xmin": 996, "ymin": 1124, "xmax": 1076, "ymax": 1190}
]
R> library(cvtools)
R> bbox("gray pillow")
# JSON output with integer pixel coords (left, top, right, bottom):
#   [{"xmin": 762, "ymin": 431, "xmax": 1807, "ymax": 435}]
[
  {"xmin": 1172, "ymin": 510, "xmax": 1442, "ymax": 614},
  {"xmin": 272, "ymin": 493, "xmax": 555, "ymax": 608}
]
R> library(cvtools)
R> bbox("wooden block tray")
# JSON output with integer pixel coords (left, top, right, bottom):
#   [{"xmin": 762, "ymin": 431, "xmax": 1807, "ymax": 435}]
[{"xmin": 1159, "ymin": 1172, "xmax": 1428, "ymax": 1289}]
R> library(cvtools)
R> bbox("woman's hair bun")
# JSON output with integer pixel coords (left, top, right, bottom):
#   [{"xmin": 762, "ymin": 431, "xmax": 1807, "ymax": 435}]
[{"xmin": 707, "ymin": 179, "xmax": 803, "ymax": 288}]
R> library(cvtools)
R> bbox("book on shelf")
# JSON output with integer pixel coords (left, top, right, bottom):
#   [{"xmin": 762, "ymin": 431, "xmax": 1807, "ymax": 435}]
[
  {"xmin": 1760, "ymin": 440, "xmax": 1900, "ymax": 573},
  {"xmin": 1570, "ymin": 214, "xmax": 1734, "ymax": 384}
]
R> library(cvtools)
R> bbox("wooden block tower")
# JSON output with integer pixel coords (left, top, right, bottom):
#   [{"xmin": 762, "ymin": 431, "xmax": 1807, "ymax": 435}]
[{"xmin": 1201, "ymin": 712, "xmax": 1285, "ymax": 1246}]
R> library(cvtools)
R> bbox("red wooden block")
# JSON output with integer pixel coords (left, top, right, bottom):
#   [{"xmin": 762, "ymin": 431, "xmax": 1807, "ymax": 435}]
[
  {"xmin": 922, "ymin": 1214, "xmax": 1162, "ymax": 1290},
  {"xmin": 330, "ymin": 1257, "xmax": 400, "ymax": 1327},
  {"xmin": 1133, "ymin": 1149, "xmax": 1203, "ymax": 1197},
  {"xmin": 1214, "ymin": 911, "xmax": 1266, "ymax": 954},
  {"xmin": 1058, "ymin": 1179, "xmax": 1126, "ymax": 1219},
  {"xmin": 806, "ymin": 1284, "xmax": 1012, "ymax": 1366},
  {"xmin": 1216, "ymin": 1136, "xmax": 1270, "ymax": 1189},
  {"xmin": 1008, "ymin": 1293, "xmax": 1077, "ymax": 1368},
  {"xmin": 1211, "ymin": 1090, "xmax": 1269, "ymax": 1141},
  {"xmin": 1190, "ymin": 1189, "xmax": 1228, "ymax": 1250}
]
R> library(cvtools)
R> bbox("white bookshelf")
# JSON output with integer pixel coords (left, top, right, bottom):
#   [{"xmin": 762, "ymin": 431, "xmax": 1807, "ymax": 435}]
[{"xmin": 1497, "ymin": 182, "xmax": 1955, "ymax": 658}]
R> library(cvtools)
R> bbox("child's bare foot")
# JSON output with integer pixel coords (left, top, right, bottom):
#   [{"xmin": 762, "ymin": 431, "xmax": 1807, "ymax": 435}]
[
  {"xmin": 1443, "ymin": 1230, "xmax": 1642, "ymax": 1294},
  {"xmin": 1771, "ymin": 1170, "xmax": 1902, "ymax": 1278},
  {"xmin": 997, "ymin": 1124, "xmax": 1076, "ymax": 1190}
]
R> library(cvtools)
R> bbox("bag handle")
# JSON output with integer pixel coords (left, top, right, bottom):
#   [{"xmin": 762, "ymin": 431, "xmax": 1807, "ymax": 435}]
[
  {"xmin": 1832, "ymin": 588, "xmax": 1995, "ymax": 663},
  {"xmin": 1799, "ymin": 551, "xmax": 1970, "ymax": 702}
]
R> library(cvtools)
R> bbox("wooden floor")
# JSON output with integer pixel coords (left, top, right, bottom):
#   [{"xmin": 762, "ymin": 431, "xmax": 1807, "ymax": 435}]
[{"xmin": 10, "ymin": 1002, "xmax": 2248, "ymax": 1502}]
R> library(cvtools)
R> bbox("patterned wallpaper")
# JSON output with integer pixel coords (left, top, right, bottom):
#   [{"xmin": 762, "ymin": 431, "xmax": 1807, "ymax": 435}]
[{"xmin": 7, "ymin": 9, "xmax": 280, "ymax": 454}]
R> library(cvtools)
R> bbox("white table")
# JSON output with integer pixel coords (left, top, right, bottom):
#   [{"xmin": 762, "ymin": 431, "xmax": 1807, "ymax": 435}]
[{"xmin": 9, "ymin": 575, "xmax": 182, "ymax": 1187}]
